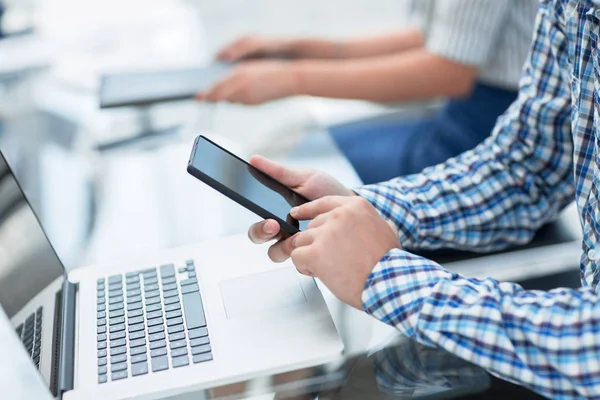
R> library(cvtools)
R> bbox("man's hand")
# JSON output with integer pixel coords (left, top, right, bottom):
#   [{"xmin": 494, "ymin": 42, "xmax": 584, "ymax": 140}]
[
  {"xmin": 289, "ymin": 196, "xmax": 400, "ymax": 310},
  {"xmin": 216, "ymin": 36, "xmax": 295, "ymax": 61},
  {"xmin": 246, "ymin": 155, "xmax": 354, "ymax": 260},
  {"xmin": 195, "ymin": 61, "xmax": 300, "ymax": 105}
]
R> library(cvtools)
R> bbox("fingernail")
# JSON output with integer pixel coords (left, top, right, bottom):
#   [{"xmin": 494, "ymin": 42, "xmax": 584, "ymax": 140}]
[
  {"xmin": 263, "ymin": 222, "xmax": 273, "ymax": 234},
  {"xmin": 290, "ymin": 207, "xmax": 299, "ymax": 217}
]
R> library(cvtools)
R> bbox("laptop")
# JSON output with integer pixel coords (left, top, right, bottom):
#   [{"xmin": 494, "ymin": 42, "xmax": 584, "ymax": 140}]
[{"xmin": 0, "ymin": 150, "xmax": 343, "ymax": 399}]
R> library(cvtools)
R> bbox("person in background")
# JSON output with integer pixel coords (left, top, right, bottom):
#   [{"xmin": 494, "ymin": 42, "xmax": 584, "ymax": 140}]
[
  {"xmin": 243, "ymin": 0, "xmax": 600, "ymax": 397},
  {"xmin": 197, "ymin": 0, "xmax": 539, "ymax": 184}
]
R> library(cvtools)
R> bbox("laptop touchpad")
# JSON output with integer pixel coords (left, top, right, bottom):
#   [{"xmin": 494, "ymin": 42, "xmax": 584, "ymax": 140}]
[{"xmin": 219, "ymin": 267, "xmax": 308, "ymax": 319}]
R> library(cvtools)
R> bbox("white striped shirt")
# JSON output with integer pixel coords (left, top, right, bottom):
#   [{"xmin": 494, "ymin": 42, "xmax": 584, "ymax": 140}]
[{"xmin": 406, "ymin": 0, "xmax": 539, "ymax": 90}]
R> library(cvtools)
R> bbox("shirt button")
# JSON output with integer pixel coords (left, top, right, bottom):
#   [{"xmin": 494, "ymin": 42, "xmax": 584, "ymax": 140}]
[{"xmin": 589, "ymin": 248, "xmax": 597, "ymax": 260}]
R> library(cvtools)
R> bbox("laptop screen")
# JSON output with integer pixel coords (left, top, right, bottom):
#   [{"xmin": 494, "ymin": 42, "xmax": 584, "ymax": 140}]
[{"xmin": 0, "ymin": 152, "xmax": 65, "ymax": 318}]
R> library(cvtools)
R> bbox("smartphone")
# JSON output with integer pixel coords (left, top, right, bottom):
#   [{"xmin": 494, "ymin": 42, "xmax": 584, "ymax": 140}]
[{"xmin": 187, "ymin": 135, "xmax": 310, "ymax": 235}]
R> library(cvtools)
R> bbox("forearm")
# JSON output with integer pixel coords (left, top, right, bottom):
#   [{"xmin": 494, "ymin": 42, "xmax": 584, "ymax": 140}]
[
  {"xmin": 289, "ymin": 30, "xmax": 424, "ymax": 59},
  {"xmin": 291, "ymin": 50, "xmax": 477, "ymax": 102},
  {"xmin": 363, "ymin": 249, "xmax": 600, "ymax": 399}
]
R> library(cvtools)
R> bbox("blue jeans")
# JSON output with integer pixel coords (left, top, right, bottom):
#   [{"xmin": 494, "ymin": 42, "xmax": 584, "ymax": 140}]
[{"xmin": 329, "ymin": 82, "xmax": 518, "ymax": 184}]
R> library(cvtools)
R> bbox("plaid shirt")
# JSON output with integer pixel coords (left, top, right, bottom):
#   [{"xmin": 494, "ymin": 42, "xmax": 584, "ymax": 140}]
[{"xmin": 356, "ymin": 1, "xmax": 600, "ymax": 398}]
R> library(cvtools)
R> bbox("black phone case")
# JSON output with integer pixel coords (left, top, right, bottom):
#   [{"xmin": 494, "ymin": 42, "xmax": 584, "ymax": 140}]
[{"xmin": 187, "ymin": 135, "xmax": 308, "ymax": 235}]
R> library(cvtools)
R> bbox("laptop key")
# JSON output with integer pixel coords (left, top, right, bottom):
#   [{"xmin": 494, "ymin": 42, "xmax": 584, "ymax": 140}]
[
  {"xmin": 97, "ymin": 278, "xmax": 105, "ymax": 284},
  {"xmin": 145, "ymin": 290, "xmax": 160, "ymax": 299},
  {"xmin": 129, "ymin": 331, "xmax": 145, "ymax": 340},
  {"xmin": 150, "ymin": 348, "xmax": 167, "ymax": 358},
  {"xmin": 97, "ymin": 304, "xmax": 106, "ymax": 312},
  {"xmin": 130, "ymin": 346, "xmax": 147, "ymax": 356},
  {"xmin": 110, "ymin": 316, "xmax": 125, "ymax": 325},
  {"xmin": 188, "ymin": 328, "xmax": 208, "ymax": 339},
  {"xmin": 150, "ymin": 340, "xmax": 166, "ymax": 350},
  {"xmin": 112, "ymin": 370, "xmax": 128, "ymax": 381},
  {"xmin": 128, "ymin": 316, "xmax": 144, "ymax": 325},
  {"xmin": 172, "ymin": 355, "xmax": 189, "ymax": 368},
  {"xmin": 144, "ymin": 283, "xmax": 159, "ymax": 292},
  {"xmin": 181, "ymin": 284, "xmax": 199, "ymax": 294},
  {"xmin": 166, "ymin": 310, "xmax": 182, "ymax": 319},
  {"xmin": 162, "ymin": 289, "xmax": 179, "ymax": 298},
  {"xmin": 96, "ymin": 298, "xmax": 104, "ymax": 305},
  {"xmin": 149, "ymin": 332, "xmax": 165, "ymax": 342},
  {"xmin": 111, "ymin": 363, "xmax": 127, "ymax": 372},
  {"xmin": 98, "ymin": 358, "xmax": 107, "ymax": 367},
  {"xmin": 162, "ymin": 283, "xmax": 177, "ymax": 292},
  {"xmin": 151, "ymin": 355, "xmax": 169, "ymax": 372},
  {"xmin": 128, "ymin": 323, "xmax": 145, "ymax": 333},
  {"xmin": 170, "ymin": 340, "xmax": 186, "ymax": 350},
  {"xmin": 131, "ymin": 353, "xmax": 147, "ymax": 364},
  {"xmin": 148, "ymin": 325, "xmax": 164, "ymax": 334},
  {"xmin": 182, "ymin": 292, "xmax": 206, "ymax": 329},
  {"xmin": 131, "ymin": 362, "xmax": 149, "ymax": 377},
  {"xmin": 188, "ymin": 272, "xmax": 197, "ymax": 278},
  {"xmin": 97, "ymin": 326, "xmax": 107, "ymax": 334},
  {"xmin": 110, "ymin": 346, "xmax": 127, "ymax": 356},
  {"xmin": 167, "ymin": 317, "xmax": 183, "ymax": 327},
  {"xmin": 97, "ymin": 342, "xmax": 107, "ymax": 350},
  {"xmin": 125, "ymin": 271, "xmax": 139, "ymax": 278},
  {"xmin": 110, "ymin": 338, "xmax": 126, "ymax": 348},
  {"xmin": 160, "ymin": 264, "xmax": 175, "ymax": 278},
  {"xmin": 109, "ymin": 309, "xmax": 125, "ymax": 318},
  {"xmin": 164, "ymin": 297, "xmax": 179, "ymax": 305},
  {"xmin": 108, "ymin": 289, "xmax": 123, "ymax": 298},
  {"xmin": 127, "ymin": 295, "xmax": 142, "ymax": 304},
  {"xmin": 109, "ymin": 331, "xmax": 126, "ymax": 341},
  {"xmin": 111, "ymin": 354, "xmax": 127, "ymax": 364},
  {"xmin": 109, "ymin": 324, "xmax": 125, "ymax": 333},
  {"xmin": 190, "ymin": 337, "xmax": 210, "ymax": 347},
  {"xmin": 128, "ymin": 302, "xmax": 143, "ymax": 311},
  {"xmin": 128, "ymin": 309, "xmax": 143, "ymax": 318},
  {"xmin": 108, "ymin": 275, "xmax": 122, "ymax": 284},
  {"xmin": 178, "ymin": 267, "xmax": 187, "ymax": 274},
  {"xmin": 98, "ymin": 349, "xmax": 107, "ymax": 358},
  {"xmin": 168, "ymin": 332, "xmax": 185, "ymax": 342},
  {"xmin": 146, "ymin": 310, "xmax": 162, "ymax": 320},
  {"xmin": 191, "ymin": 344, "xmax": 211, "ymax": 355},
  {"xmin": 108, "ymin": 303, "xmax": 124, "ymax": 312},
  {"xmin": 146, "ymin": 297, "xmax": 161, "ymax": 306},
  {"xmin": 193, "ymin": 353, "xmax": 213, "ymax": 364},
  {"xmin": 130, "ymin": 338, "xmax": 146, "ymax": 348},
  {"xmin": 147, "ymin": 317, "xmax": 163, "ymax": 327},
  {"xmin": 97, "ymin": 311, "xmax": 106, "ymax": 319},
  {"xmin": 98, "ymin": 375, "xmax": 108, "ymax": 384},
  {"xmin": 144, "ymin": 277, "xmax": 158, "ymax": 285},
  {"xmin": 171, "ymin": 347, "xmax": 188, "ymax": 358},
  {"xmin": 162, "ymin": 277, "xmax": 176, "ymax": 285},
  {"xmin": 167, "ymin": 325, "xmax": 184, "ymax": 335},
  {"xmin": 127, "ymin": 288, "xmax": 141, "ymax": 297},
  {"xmin": 97, "ymin": 333, "xmax": 107, "ymax": 342},
  {"xmin": 98, "ymin": 366, "xmax": 107, "ymax": 375},
  {"xmin": 165, "ymin": 303, "xmax": 181, "ymax": 312},
  {"xmin": 180, "ymin": 278, "xmax": 197, "ymax": 286},
  {"xmin": 97, "ymin": 318, "xmax": 106, "ymax": 327},
  {"xmin": 109, "ymin": 296, "xmax": 124, "ymax": 305}
]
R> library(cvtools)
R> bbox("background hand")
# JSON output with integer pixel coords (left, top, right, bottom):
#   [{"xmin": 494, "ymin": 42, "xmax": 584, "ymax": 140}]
[
  {"xmin": 216, "ymin": 36, "xmax": 294, "ymax": 61},
  {"xmin": 246, "ymin": 156, "xmax": 355, "ymax": 261},
  {"xmin": 195, "ymin": 60, "xmax": 300, "ymax": 105}
]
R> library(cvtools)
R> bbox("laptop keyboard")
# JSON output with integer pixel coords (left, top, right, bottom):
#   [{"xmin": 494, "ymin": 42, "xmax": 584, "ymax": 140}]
[
  {"xmin": 15, "ymin": 306, "xmax": 43, "ymax": 369},
  {"xmin": 96, "ymin": 260, "xmax": 212, "ymax": 384}
]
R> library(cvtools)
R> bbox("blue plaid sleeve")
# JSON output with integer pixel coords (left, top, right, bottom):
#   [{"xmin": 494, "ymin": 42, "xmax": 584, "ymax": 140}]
[
  {"xmin": 355, "ymin": 1, "xmax": 574, "ymax": 253},
  {"xmin": 363, "ymin": 249, "xmax": 600, "ymax": 399}
]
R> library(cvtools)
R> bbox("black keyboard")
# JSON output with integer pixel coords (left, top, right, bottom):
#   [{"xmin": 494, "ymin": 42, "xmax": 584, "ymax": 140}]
[
  {"xmin": 15, "ymin": 306, "xmax": 43, "ymax": 369},
  {"xmin": 96, "ymin": 260, "xmax": 212, "ymax": 384}
]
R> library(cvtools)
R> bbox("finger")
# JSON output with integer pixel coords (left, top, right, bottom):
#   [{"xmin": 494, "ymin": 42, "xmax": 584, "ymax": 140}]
[
  {"xmin": 290, "ymin": 247, "xmax": 314, "ymax": 277},
  {"xmin": 292, "ymin": 230, "xmax": 315, "ymax": 248},
  {"xmin": 217, "ymin": 38, "xmax": 255, "ymax": 61},
  {"xmin": 248, "ymin": 219, "xmax": 281, "ymax": 244},
  {"xmin": 202, "ymin": 77, "xmax": 242, "ymax": 102},
  {"xmin": 267, "ymin": 235, "xmax": 296, "ymax": 263},
  {"xmin": 306, "ymin": 214, "xmax": 328, "ymax": 230},
  {"xmin": 291, "ymin": 196, "xmax": 348, "ymax": 220},
  {"xmin": 248, "ymin": 155, "xmax": 314, "ymax": 188}
]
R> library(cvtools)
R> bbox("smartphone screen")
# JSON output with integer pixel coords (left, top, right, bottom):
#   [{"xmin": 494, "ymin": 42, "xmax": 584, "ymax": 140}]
[{"xmin": 189, "ymin": 136, "xmax": 309, "ymax": 232}]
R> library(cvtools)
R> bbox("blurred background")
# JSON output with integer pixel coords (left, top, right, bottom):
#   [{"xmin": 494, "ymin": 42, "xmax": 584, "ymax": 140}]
[{"xmin": 0, "ymin": 0, "xmax": 412, "ymax": 270}]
